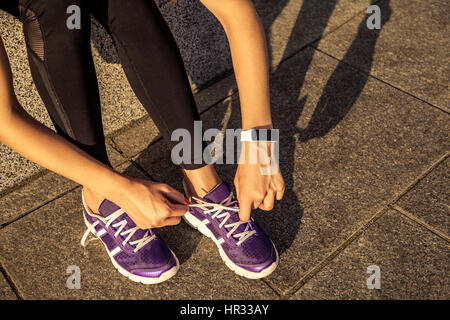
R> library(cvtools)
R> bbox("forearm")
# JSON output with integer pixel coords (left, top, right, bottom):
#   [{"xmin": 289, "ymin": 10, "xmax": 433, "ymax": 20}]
[
  {"xmin": 201, "ymin": 0, "xmax": 272, "ymax": 130},
  {"xmin": 0, "ymin": 105, "xmax": 128, "ymax": 197},
  {"xmin": 0, "ymin": 36, "xmax": 127, "ymax": 199}
]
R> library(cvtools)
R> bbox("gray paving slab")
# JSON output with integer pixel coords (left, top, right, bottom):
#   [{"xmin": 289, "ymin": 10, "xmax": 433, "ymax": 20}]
[
  {"xmin": 0, "ymin": 182, "xmax": 277, "ymax": 299},
  {"xmin": 135, "ymin": 46, "xmax": 449, "ymax": 293},
  {"xmin": 0, "ymin": 143, "xmax": 43, "ymax": 194},
  {"xmin": 155, "ymin": 0, "xmax": 231, "ymax": 92},
  {"xmin": 0, "ymin": 13, "xmax": 52, "ymax": 192},
  {"xmin": 0, "ymin": 171, "xmax": 77, "ymax": 226},
  {"xmin": 132, "ymin": 93, "xmax": 239, "ymax": 191},
  {"xmin": 396, "ymin": 158, "xmax": 450, "ymax": 236},
  {"xmin": 0, "ymin": 0, "xmax": 448, "ymax": 299},
  {"xmin": 314, "ymin": 0, "xmax": 449, "ymax": 111},
  {"xmin": 0, "ymin": 142, "xmax": 127, "ymax": 226},
  {"xmin": 0, "ymin": 0, "xmax": 375, "ymax": 193},
  {"xmin": 106, "ymin": 142, "xmax": 128, "ymax": 168},
  {"xmin": 0, "ymin": 13, "xmax": 138, "ymax": 194},
  {"xmin": 113, "ymin": 74, "xmax": 237, "ymax": 159},
  {"xmin": 264, "ymin": 47, "xmax": 449, "ymax": 292},
  {"xmin": 256, "ymin": 0, "xmax": 373, "ymax": 70},
  {"xmin": 112, "ymin": 117, "xmax": 161, "ymax": 160},
  {"xmin": 0, "ymin": 272, "xmax": 17, "ymax": 300},
  {"xmin": 0, "ymin": 130, "xmax": 126, "ymax": 197},
  {"xmin": 292, "ymin": 210, "xmax": 450, "ymax": 299},
  {"xmin": 192, "ymin": 74, "xmax": 237, "ymax": 113}
]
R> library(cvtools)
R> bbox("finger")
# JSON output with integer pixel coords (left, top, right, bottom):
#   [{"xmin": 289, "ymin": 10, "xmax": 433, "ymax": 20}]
[
  {"xmin": 259, "ymin": 189, "xmax": 275, "ymax": 211},
  {"xmin": 271, "ymin": 174, "xmax": 285, "ymax": 200},
  {"xmin": 167, "ymin": 203, "xmax": 189, "ymax": 217},
  {"xmin": 157, "ymin": 183, "xmax": 176, "ymax": 193},
  {"xmin": 135, "ymin": 220, "xmax": 153, "ymax": 230},
  {"xmin": 251, "ymin": 191, "xmax": 266, "ymax": 210},
  {"xmin": 162, "ymin": 189, "xmax": 187, "ymax": 205},
  {"xmin": 234, "ymin": 180, "xmax": 240, "ymax": 203},
  {"xmin": 238, "ymin": 197, "xmax": 252, "ymax": 222},
  {"xmin": 163, "ymin": 216, "xmax": 182, "ymax": 227}
]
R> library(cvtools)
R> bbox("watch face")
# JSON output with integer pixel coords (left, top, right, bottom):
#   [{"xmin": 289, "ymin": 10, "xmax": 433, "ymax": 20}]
[
  {"xmin": 254, "ymin": 129, "xmax": 272, "ymax": 141},
  {"xmin": 252, "ymin": 130, "xmax": 259, "ymax": 141}
]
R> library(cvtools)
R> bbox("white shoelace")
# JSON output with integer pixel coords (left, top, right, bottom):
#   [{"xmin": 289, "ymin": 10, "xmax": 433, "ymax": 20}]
[
  {"xmin": 81, "ymin": 209, "xmax": 156, "ymax": 253},
  {"xmin": 188, "ymin": 193, "xmax": 256, "ymax": 246}
]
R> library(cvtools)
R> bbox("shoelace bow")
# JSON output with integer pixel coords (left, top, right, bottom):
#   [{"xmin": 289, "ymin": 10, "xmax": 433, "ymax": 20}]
[
  {"xmin": 81, "ymin": 208, "xmax": 156, "ymax": 253},
  {"xmin": 188, "ymin": 193, "xmax": 256, "ymax": 246}
]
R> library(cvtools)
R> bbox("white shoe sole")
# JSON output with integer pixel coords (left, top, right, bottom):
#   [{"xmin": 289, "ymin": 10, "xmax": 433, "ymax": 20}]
[
  {"xmin": 183, "ymin": 211, "xmax": 278, "ymax": 279},
  {"xmin": 82, "ymin": 214, "xmax": 179, "ymax": 285}
]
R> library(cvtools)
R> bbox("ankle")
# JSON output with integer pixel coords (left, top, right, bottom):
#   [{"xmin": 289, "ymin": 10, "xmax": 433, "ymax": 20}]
[
  {"xmin": 182, "ymin": 166, "xmax": 221, "ymax": 199},
  {"xmin": 82, "ymin": 187, "xmax": 104, "ymax": 214}
]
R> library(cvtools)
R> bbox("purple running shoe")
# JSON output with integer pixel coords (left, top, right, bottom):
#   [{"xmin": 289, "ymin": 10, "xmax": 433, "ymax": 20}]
[
  {"xmin": 183, "ymin": 182, "xmax": 278, "ymax": 279},
  {"xmin": 81, "ymin": 193, "xmax": 179, "ymax": 284}
]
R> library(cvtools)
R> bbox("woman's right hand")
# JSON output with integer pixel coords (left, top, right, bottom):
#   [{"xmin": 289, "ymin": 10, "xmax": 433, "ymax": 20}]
[{"xmin": 105, "ymin": 177, "xmax": 189, "ymax": 229}]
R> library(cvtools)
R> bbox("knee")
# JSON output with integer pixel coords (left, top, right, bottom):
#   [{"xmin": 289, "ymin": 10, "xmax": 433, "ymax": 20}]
[
  {"xmin": 18, "ymin": 3, "xmax": 44, "ymax": 60},
  {"xmin": 19, "ymin": 0, "xmax": 90, "ymax": 61}
]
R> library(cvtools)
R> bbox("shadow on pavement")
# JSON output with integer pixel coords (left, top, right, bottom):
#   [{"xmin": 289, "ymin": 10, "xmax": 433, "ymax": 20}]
[{"xmin": 100, "ymin": 0, "xmax": 392, "ymax": 264}]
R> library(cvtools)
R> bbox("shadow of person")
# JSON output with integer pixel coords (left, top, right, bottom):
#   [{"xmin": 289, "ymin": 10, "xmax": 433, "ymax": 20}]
[
  {"xmin": 125, "ymin": 0, "xmax": 341, "ymax": 263},
  {"xmin": 254, "ymin": 0, "xmax": 339, "ymax": 255},
  {"xmin": 256, "ymin": 0, "xmax": 391, "ymax": 258},
  {"xmin": 299, "ymin": 0, "xmax": 392, "ymax": 141},
  {"xmin": 107, "ymin": 0, "xmax": 391, "ymax": 266}
]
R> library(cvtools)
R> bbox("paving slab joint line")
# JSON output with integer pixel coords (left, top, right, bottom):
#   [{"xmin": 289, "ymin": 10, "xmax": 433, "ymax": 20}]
[
  {"xmin": 261, "ymin": 278, "xmax": 284, "ymax": 297},
  {"xmin": 106, "ymin": 137, "xmax": 134, "ymax": 164},
  {"xmin": 0, "ymin": 134, "xmax": 132, "ymax": 200},
  {"xmin": 282, "ymin": 207, "xmax": 389, "ymax": 299},
  {"xmin": 107, "ymin": 115, "xmax": 152, "ymax": 141},
  {"xmin": 0, "ymin": 0, "xmax": 392, "ymax": 201},
  {"xmin": 390, "ymin": 204, "xmax": 450, "ymax": 243},
  {"xmin": 271, "ymin": 3, "xmax": 375, "ymax": 71},
  {"xmin": 1, "ymin": 185, "xmax": 81, "ymax": 229},
  {"xmin": 390, "ymin": 151, "xmax": 449, "ymax": 204},
  {"xmin": 198, "ymin": 89, "xmax": 237, "ymax": 116},
  {"xmin": 129, "ymin": 160, "xmax": 156, "ymax": 181},
  {"xmin": 0, "ymin": 260, "xmax": 24, "ymax": 300},
  {"xmin": 191, "ymin": 69, "xmax": 234, "ymax": 94},
  {"xmin": 105, "ymin": 68, "xmax": 237, "ymax": 144},
  {"xmin": 0, "ymin": 2, "xmax": 375, "ymax": 200},
  {"xmin": 283, "ymin": 151, "xmax": 449, "ymax": 298},
  {"xmin": 0, "ymin": 169, "xmax": 49, "ymax": 199},
  {"xmin": 311, "ymin": 46, "xmax": 450, "ymax": 115}
]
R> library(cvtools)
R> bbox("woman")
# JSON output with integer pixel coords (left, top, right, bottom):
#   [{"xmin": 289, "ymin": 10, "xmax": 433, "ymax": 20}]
[{"xmin": 0, "ymin": 0, "xmax": 284, "ymax": 284}]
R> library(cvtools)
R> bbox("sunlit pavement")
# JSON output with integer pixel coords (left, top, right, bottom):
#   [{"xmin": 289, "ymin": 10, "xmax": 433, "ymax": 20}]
[{"xmin": 0, "ymin": 0, "xmax": 448, "ymax": 299}]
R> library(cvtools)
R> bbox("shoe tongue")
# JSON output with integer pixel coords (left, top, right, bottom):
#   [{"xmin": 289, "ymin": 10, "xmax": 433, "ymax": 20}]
[
  {"xmin": 202, "ymin": 182, "xmax": 253, "ymax": 234},
  {"xmin": 98, "ymin": 199, "xmax": 151, "ymax": 242},
  {"xmin": 98, "ymin": 199, "xmax": 121, "ymax": 218},
  {"xmin": 202, "ymin": 182, "xmax": 232, "ymax": 203}
]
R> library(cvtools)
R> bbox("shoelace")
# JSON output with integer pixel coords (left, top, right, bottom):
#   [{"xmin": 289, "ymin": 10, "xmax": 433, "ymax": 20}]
[
  {"xmin": 81, "ymin": 208, "xmax": 156, "ymax": 253},
  {"xmin": 188, "ymin": 193, "xmax": 256, "ymax": 246}
]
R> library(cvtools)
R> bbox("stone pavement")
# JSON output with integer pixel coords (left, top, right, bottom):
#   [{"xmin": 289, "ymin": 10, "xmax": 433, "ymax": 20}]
[{"xmin": 0, "ymin": 0, "xmax": 448, "ymax": 299}]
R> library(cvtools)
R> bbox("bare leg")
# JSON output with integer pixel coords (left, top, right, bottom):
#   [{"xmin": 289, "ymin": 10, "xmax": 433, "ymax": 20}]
[{"xmin": 182, "ymin": 165, "xmax": 222, "ymax": 199}]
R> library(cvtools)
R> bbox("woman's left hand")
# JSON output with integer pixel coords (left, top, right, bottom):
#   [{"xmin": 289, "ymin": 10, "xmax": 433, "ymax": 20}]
[{"xmin": 234, "ymin": 141, "xmax": 285, "ymax": 221}]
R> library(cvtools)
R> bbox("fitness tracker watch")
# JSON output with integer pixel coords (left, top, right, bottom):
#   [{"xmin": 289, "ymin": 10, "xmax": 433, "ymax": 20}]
[{"xmin": 240, "ymin": 129, "xmax": 278, "ymax": 142}]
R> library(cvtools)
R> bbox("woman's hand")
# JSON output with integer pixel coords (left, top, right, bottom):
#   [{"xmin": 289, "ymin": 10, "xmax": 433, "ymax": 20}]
[
  {"xmin": 105, "ymin": 177, "xmax": 189, "ymax": 229},
  {"xmin": 234, "ymin": 141, "xmax": 285, "ymax": 221}
]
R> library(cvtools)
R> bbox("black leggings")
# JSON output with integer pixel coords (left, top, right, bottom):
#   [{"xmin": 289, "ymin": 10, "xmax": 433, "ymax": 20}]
[{"xmin": 3, "ymin": 0, "xmax": 204, "ymax": 169}]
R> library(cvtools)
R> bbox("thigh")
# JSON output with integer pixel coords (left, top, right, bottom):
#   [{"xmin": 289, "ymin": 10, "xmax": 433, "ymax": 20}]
[
  {"xmin": 17, "ymin": 0, "xmax": 111, "ymax": 165},
  {"xmin": 104, "ymin": 0, "xmax": 205, "ymax": 169}
]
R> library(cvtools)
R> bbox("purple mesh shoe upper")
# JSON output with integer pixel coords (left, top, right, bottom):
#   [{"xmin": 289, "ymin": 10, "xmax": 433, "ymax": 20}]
[
  {"xmin": 83, "ymin": 199, "xmax": 176, "ymax": 278},
  {"xmin": 188, "ymin": 182, "xmax": 277, "ymax": 272}
]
